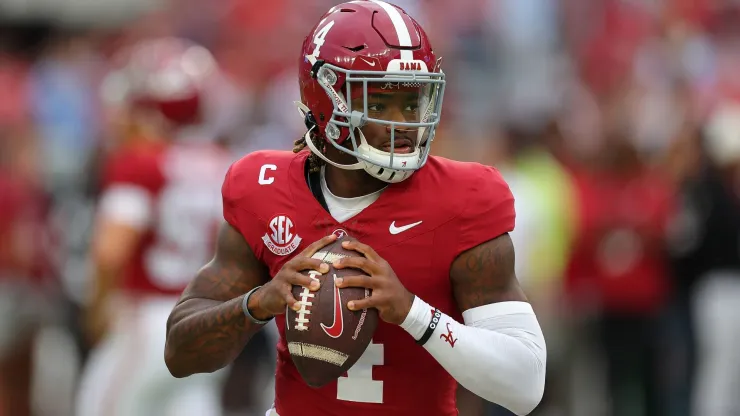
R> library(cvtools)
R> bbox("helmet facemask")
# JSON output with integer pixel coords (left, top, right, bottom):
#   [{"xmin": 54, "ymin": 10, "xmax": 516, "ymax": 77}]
[{"xmin": 298, "ymin": 57, "xmax": 445, "ymax": 183}]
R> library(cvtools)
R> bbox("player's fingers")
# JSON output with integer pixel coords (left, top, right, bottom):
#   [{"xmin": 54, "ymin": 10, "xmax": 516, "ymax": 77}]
[
  {"xmin": 332, "ymin": 256, "xmax": 378, "ymax": 275},
  {"xmin": 334, "ymin": 274, "xmax": 375, "ymax": 289},
  {"xmin": 299, "ymin": 234, "xmax": 338, "ymax": 258},
  {"xmin": 283, "ymin": 290, "xmax": 301, "ymax": 311},
  {"xmin": 341, "ymin": 239, "xmax": 382, "ymax": 262},
  {"xmin": 289, "ymin": 257, "xmax": 330, "ymax": 275},
  {"xmin": 347, "ymin": 297, "xmax": 374, "ymax": 311},
  {"xmin": 286, "ymin": 271, "xmax": 322, "ymax": 291}
]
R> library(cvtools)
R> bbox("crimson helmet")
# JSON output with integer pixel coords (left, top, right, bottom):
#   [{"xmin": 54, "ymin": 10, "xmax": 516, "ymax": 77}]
[
  {"xmin": 297, "ymin": 0, "xmax": 446, "ymax": 183},
  {"xmin": 101, "ymin": 37, "xmax": 218, "ymax": 126}
]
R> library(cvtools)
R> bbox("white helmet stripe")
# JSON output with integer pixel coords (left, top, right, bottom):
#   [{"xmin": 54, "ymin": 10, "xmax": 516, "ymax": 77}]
[{"xmin": 368, "ymin": 0, "xmax": 414, "ymax": 61}]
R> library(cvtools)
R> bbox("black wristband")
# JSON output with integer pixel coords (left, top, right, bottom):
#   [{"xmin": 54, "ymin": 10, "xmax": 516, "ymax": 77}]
[{"xmin": 417, "ymin": 308, "xmax": 442, "ymax": 346}]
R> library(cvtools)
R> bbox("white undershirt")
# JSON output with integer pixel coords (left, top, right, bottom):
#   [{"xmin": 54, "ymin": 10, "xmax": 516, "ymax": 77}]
[{"xmin": 320, "ymin": 166, "xmax": 384, "ymax": 223}]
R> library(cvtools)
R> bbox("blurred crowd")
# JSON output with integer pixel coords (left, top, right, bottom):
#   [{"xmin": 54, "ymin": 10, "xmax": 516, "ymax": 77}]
[{"xmin": 0, "ymin": 0, "xmax": 739, "ymax": 415}]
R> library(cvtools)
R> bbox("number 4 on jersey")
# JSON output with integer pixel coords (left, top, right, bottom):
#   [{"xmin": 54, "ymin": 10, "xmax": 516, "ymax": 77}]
[{"xmin": 337, "ymin": 342, "xmax": 383, "ymax": 403}]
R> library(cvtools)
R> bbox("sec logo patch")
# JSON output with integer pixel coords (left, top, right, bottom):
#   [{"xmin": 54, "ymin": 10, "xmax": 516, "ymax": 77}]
[{"xmin": 263, "ymin": 214, "xmax": 302, "ymax": 256}]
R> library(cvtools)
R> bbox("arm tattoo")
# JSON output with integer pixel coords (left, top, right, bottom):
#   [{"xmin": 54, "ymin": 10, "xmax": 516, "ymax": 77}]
[
  {"xmin": 165, "ymin": 223, "xmax": 269, "ymax": 376},
  {"xmin": 450, "ymin": 233, "xmax": 526, "ymax": 312}
]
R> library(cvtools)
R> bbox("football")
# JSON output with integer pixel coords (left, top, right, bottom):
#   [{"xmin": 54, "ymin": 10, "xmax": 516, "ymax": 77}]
[{"xmin": 285, "ymin": 236, "xmax": 378, "ymax": 388}]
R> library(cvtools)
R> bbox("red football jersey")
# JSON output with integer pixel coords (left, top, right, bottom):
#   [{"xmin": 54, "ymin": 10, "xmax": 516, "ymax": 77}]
[
  {"xmin": 222, "ymin": 150, "xmax": 515, "ymax": 416},
  {"xmin": 564, "ymin": 168, "xmax": 675, "ymax": 314},
  {"xmin": 101, "ymin": 140, "xmax": 231, "ymax": 295},
  {"xmin": 0, "ymin": 172, "xmax": 49, "ymax": 283}
]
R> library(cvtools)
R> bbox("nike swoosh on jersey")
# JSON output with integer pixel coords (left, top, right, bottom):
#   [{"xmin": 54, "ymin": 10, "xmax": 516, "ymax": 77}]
[
  {"xmin": 321, "ymin": 275, "xmax": 344, "ymax": 338},
  {"xmin": 389, "ymin": 220, "xmax": 423, "ymax": 235}
]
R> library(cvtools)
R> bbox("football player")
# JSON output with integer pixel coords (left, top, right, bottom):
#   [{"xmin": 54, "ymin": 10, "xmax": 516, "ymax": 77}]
[
  {"xmin": 76, "ymin": 37, "xmax": 230, "ymax": 416},
  {"xmin": 165, "ymin": 1, "xmax": 547, "ymax": 415},
  {"xmin": 0, "ymin": 133, "xmax": 51, "ymax": 416}
]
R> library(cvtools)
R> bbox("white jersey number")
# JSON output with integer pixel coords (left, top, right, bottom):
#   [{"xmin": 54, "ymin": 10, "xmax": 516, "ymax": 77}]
[
  {"xmin": 145, "ymin": 183, "xmax": 220, "ymax": 289},
  {"xmin": 336, "ymin": 341, "xmax": 384, "ymax": 403}
]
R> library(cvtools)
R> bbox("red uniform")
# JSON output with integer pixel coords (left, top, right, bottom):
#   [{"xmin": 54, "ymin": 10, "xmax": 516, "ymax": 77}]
[
  {"xmin": 0, "ymin": 172, "xmax": 49, "ymax": 283},
  {"xmin": 222, "ymin": 150, "xmax": 515, "ymax": 416},
  {"xmin": 78, "ymin": 37, "xmax": 230, "ymax": 416},
  {"xmin": 101, "ymin": 141, "xmax": 231, "ymax": 295},
  {"xmin": 564, "ymin": 169, "xmax": 675, "ymax": 314}
]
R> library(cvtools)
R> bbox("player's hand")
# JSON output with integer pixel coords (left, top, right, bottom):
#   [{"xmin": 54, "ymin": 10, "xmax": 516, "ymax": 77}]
[
  {"xmin": 248, "ymin": 234, "xmax": 337, "ymax": 320},
  {"xmin": 333, "ymin": 239, "xmax": 415, "ymax": 325}
]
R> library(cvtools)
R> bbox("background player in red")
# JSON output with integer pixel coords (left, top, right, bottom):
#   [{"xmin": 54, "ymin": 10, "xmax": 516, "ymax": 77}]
[
  {"xmin": 165, "ymin": 1, "xmax": 547, "ymax": 415},
  {"xmin": 76, "ymin": 37, "xmax": 231, "ymax": 416},
  {"xmin": 0, "ymin": 133, "xmax": 52, "ymax": 416}
]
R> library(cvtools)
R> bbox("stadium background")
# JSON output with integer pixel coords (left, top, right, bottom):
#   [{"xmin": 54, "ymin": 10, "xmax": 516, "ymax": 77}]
[{"xmin": 0, "ymin": 0, "xmax": 739, "ymax": 415}]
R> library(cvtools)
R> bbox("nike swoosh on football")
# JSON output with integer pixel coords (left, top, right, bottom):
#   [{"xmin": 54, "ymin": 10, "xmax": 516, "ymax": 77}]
[
  {"xmin": 321, "ymin": 274, "xmax": 344, "ymax": 338},
  {"xmin": 389, "ymin": 220, "xmax": 423, "ymax": 235},
  {"xmin": 360, "ymin": 58, "xmax": 376, "ymax": 67}
]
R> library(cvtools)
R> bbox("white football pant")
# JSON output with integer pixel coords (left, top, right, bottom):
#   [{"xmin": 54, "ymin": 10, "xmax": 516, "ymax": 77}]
[{"xmin": 76, "ymin": 295, "xmax": 226, "ymax": 416}]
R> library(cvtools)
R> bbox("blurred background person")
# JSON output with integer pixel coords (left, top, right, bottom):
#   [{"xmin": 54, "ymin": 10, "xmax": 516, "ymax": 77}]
[
  {"xmin": 670, "ymin": 102, "xmax": 740, "ymax": 416},
  {"xmin": 75, "ymin": 37, "xmax": 231, "ymax": 416},
  {"xmin": 0, "ymin": 102, "xmax": 55, "ymax": 416},
  {"xmin": 563, "ymin": 88, "xmax": 677, "ymax": 416}
]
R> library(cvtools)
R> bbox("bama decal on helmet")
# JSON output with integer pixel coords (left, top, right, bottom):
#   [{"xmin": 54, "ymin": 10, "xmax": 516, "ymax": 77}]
[
  {"xmin": 263, "ymin": 214, "xmax": 303, "ymax": 256},
  {"xmin": 387, "ymin": 59, "xmax": 429, "ymax": 72}
]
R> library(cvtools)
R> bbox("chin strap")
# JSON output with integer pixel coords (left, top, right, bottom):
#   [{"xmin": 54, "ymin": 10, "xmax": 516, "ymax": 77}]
[
  {"xmin": 302, "ymin": 129, "xmax": 364, "ymax": 171},
  {"xmin": 295, "ymin": 101, "xmax": 364, "ymax": 171}
]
